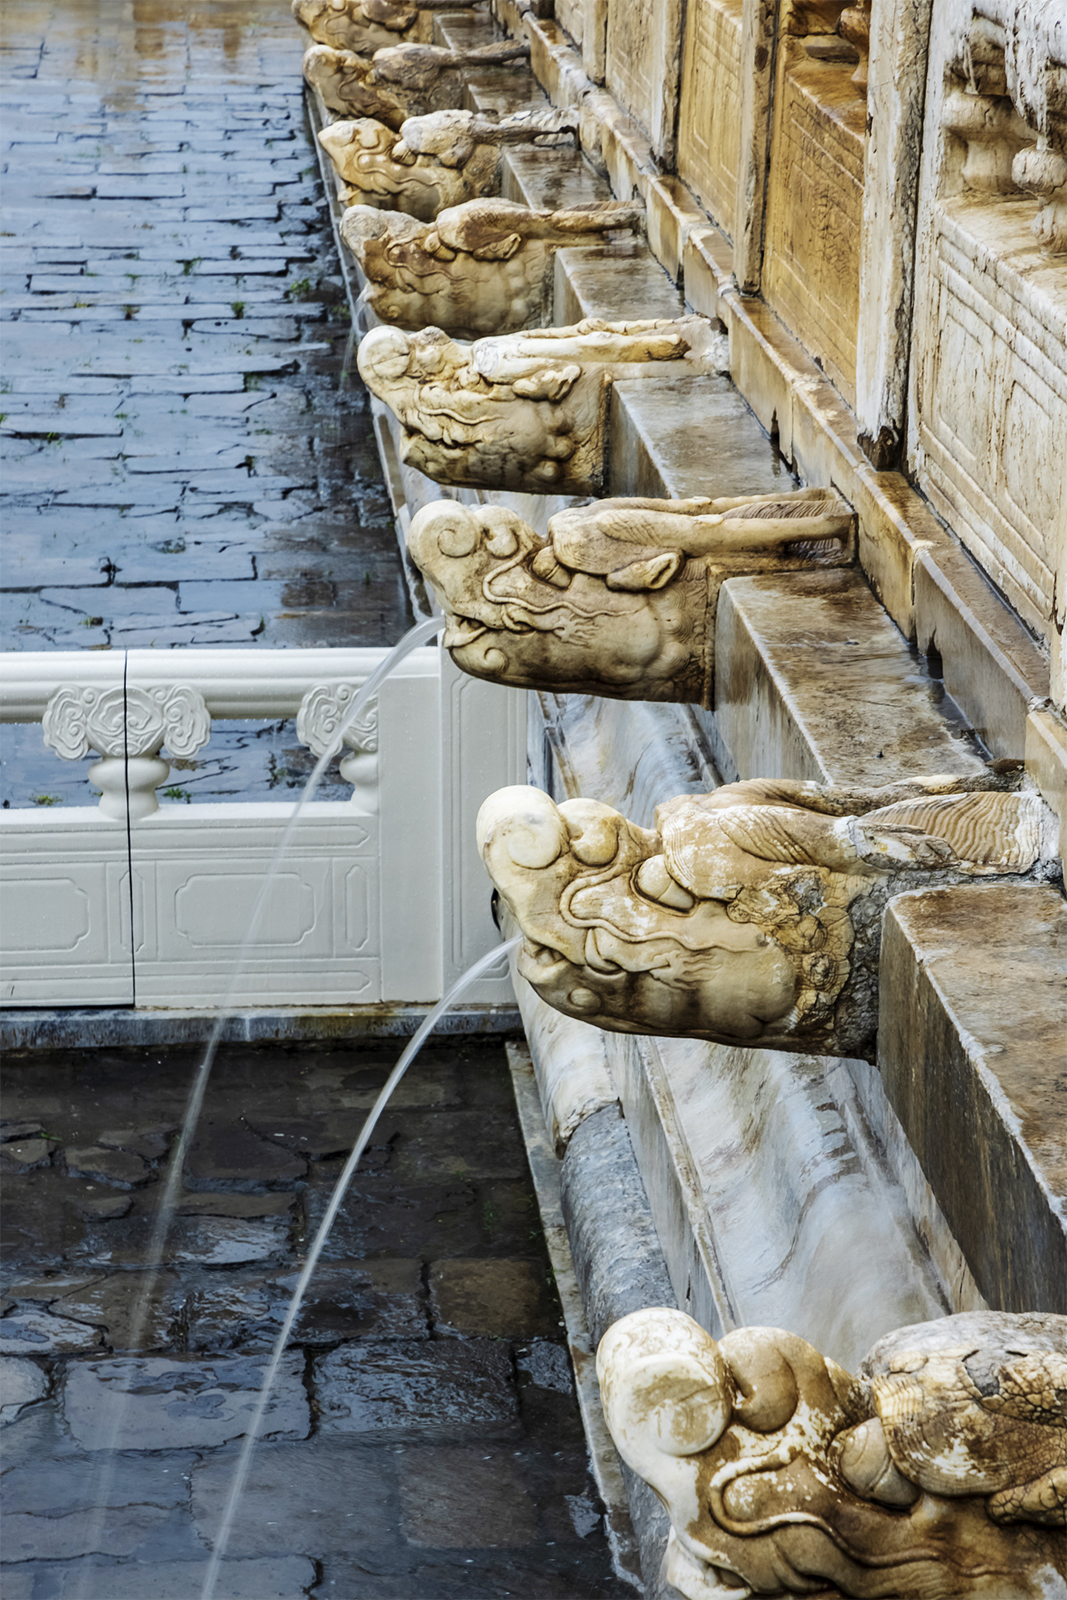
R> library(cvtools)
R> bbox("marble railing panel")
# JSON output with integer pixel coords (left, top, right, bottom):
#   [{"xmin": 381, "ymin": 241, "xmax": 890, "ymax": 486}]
[
  {"xmin": 763, "ymin": 42, "xmax": 866, "ymax": 408},
  {"xmin": 676, "ymin": 0, "xmax": 744, "ymax": 236},
  {"xmin": 912, "ymin": 197, "xmax": 1067, "ymax": 641},
  {"xmin": 909, "ymin": 2, "xmax": 1067, "ymax": 651},
  {"xmin": 605, "ymin": 0, "xmax": 685, "ymax": 161}
]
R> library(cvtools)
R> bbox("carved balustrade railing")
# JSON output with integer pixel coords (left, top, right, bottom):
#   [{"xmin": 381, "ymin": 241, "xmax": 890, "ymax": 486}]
[
  {"xmin": 2, "ymin": 647, "xmax": 402, "ymax": 820},
  {"xmin": 0, "ymin": 647, "xmax": 524, "ymax": 1009}
]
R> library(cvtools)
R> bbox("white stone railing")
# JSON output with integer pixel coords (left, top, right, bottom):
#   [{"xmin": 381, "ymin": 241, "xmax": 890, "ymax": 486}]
[
  {"xmin": 2, "ymin": 648, "xmax": 408, "ymax": 819},
  {"xmin": 0, "ymin": 648, "xmax": 525, "ymax": 1010}
]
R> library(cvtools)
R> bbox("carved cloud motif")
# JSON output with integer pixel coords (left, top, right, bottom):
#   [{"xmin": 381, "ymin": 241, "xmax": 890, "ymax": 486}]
[{"xmin": 42, "ymin": 684, "xmax": 211, "ymax": 762}]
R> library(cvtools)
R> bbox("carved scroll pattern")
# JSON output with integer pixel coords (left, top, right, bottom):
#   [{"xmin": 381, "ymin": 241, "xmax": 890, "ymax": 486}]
[
  {"xmin": 297, "ymin": 684, "xmax": 379, "ymax": 811},
  {"xmin": 41, "ymin": 684, "xmax": 211, "ymax": 821}
]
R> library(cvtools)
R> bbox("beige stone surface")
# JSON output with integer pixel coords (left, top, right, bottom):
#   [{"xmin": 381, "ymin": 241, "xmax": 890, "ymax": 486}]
[
  {"xmin": 605, "ymin": 0, "xmax": 684, "ymax": 160},
  {"xmin": 714, "ymin": 568, "xmax": 985, "ymax": 785},
  {"xmin": 597, "ymin": 1307, "xmax": 1067, "ymax": 1597},
  {"xmin": 914, "ymin": 537, "xmax": 1050, "ymax": 760},
  {"xmin": 879, "ymin": 882, "xmax": 1067, "ymax": 1313},
  {"xmin": 1025, "ymin": 704, "xmax": 1067, "ymax": 867},
  {"xmin": 677, "ymin": 0, "xmax": 744, "ymax": 236},
  {"xmin": 911, "ymin": 197, "xmax": 1067, "ymax": 642},
  {"xmin": 733, "ymin": 0, "xmax": 777, "ymax": 292},
  {"xmin": 293, "ymin": 0, "xmax": 469, "ymax": 53},
  {"xmin": 908, "ymin": 5, "xmax": 1067, "ymax": 649},
  {"xmin": 407, "ymin": 490, "xmax": 851, "ymax": 704},
  {"xmin": 356, "ymin": 316, "xmax": 727, "ymax": 494},
  {"xmin": 855, "ymin": 0, "xmax": 933, "ymax": 466},
  {"xmin": 763, "ymin": 42, "xmax": 866, "ymax": 407},
  {"xmin": 340, "ymin": 196, "xmax": 643, "ymax": 338},
  {"xmin": 478, "ymin": 773, "xmax": 1054, "ymax": 1060}
]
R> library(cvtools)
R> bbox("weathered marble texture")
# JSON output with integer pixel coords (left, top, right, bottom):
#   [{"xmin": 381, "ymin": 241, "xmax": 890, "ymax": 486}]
[
  {"xmin": 303, "ymin": 40, "xmax": 528, "ymax": 128},
  {"xmin": 477, "ymin": 772, "xmax": 1056, "ymax": 1059},
  {"xmin": 292, "ymin": 0, "xmax": 485, "ymax": 54},
  {"xmin": 597, "ymin": 1307, "xmax": 1067, "ymax": 1599},
  {"xmin": 406, "ymin": 491, "xmax": 853, "ymax": 703},
  {"xmin": 340, "ymin": 197, "xmax": 644, "ymax": 337},
  {"xmin": 318, "ymin": 108, "xmax": 574, "ymax": 222},
  {"xmin": 357, "ymin": 317, "xmax": 728, "ymax": 493}
]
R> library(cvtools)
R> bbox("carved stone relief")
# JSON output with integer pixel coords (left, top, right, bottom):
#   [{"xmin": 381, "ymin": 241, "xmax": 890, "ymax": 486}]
[
  {"xmin": 339, "ymin": 197, "xmax": 644, "ymax": 338},
  {"xmin": 303, "ymin": 39, "xmax": 528, "ymax": 127},
  {"xmin": 292, "ymin": 0, "xmax": 485, "ymax": 55},
  {"xmin": 910, "ymin": 3, "xmax": 1067, "ymax": 645},
  {"xmin": 42, "ymin": 684, "xmax": 211, "ymax": 822},
  {"xmin": 318, "ymin": 108, "xmax": 574, "ymax": 221},
  {"xmin": 406, "ymin": 491, "xmax": 853, "ymax": 703},
  {"xmin": 357, "ymin": 316, "xmax": 727, "ymax": 493},
  {"xmin": 596, "ymin": 1307, "xmax": 1067, "ymax": 1600},
  {"xmin": 478, "ymin": 772, "xmax": 1055, "ymax": 1059}
]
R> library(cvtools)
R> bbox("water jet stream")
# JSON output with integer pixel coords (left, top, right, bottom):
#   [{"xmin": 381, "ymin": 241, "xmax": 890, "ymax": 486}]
[
  {"xmin": 200, "ymin": 933, "xmax": 523, "ymax": 1600},
  {"xmin": 74, "ymin": 615, "xmax": 442, "ymax": 1599}
]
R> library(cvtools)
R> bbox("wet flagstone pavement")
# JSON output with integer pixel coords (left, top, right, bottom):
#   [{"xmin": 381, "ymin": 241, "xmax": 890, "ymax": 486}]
[
  {"xmin": 1, "ymin": 0, "xmax": 413, "ymax": 808},
  {"xmin": 1, "ymin": 1039, "xmax": 632, "ymax": 1598},
  {"xmin": 1, "ymin": 4, "xmax": 632, "ymax": 1595}
]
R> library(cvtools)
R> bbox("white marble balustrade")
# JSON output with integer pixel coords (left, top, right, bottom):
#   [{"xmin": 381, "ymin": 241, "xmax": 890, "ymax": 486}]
[{"xmin": 0, "ymin": 648, "xmax": 525, "ymax": 1010}]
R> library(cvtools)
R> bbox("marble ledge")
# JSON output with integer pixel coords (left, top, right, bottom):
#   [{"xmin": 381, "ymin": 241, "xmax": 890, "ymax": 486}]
[
  {"xmin": 878, "ymin": 883, "xmax": 1067, "ymax": 1315},
  {"xmin": 553, "ymin": 243, "xmax": 684, "ymax": 327},
  {"xmin": 915, "ymin": 541, "xmax": 1051, "ymax": 761},
  {"xmin": 1025, "ymin": 703, "xmax": 1067, "ymax": 869},
  {"xmin": 713, "ymin": 568, "xmax": 986, "ymax": 787}
]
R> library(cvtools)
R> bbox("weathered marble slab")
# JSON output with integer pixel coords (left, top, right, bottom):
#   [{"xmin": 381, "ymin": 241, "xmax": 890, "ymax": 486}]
[
  {"xmin": 904, "ymin": 1, "xmax": 1067, "ymax": 655},
  {"xmin": 763, "ymin": 45, "xmax": 866, "ymax": 407},
  {"xmin": 677, "ymin": 0, "xmax": 744, "ymax": 235},
  {"xmin": 879, "ymin": 882, "xmax": 1067, "ymax": 1313},
  {"xmin": 605, "ymin": 0, "xmax": 685, "ymax": 160},
  {"xmin": 714, "ymin": 569, "xmax": 987, "ymax": 783},
  {"xmin": 608, "ymin": 1032, "xmax": 949, "ymax": 1368}
]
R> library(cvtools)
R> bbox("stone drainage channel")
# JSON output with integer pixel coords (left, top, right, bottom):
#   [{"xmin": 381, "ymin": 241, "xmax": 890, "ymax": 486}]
[{"xmin": 0, "ymin": 3, "xmax": 637, "ymax": 1597}]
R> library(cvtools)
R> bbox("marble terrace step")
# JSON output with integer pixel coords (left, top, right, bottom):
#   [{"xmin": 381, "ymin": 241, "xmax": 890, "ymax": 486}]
[
  {"xmin": 713, "ymin": 570, "xmax": 986, "ymax": 786},
  {"xmin": 553, "ymin": 243, "xmax": 684, "ymax": 325},
  {"xmin": 607, "ymin": 374, "xmax": 789, "ymax": 500},
  {"xmin": 878, "ymin": 884, "xmax": 1067, "ymax": 1314}
]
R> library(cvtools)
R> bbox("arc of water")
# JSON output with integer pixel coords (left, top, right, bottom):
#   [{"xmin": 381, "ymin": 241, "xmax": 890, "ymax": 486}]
[
  {"xmin": 200, "ymin": 933, "xmax": 522, "ymax": 1600},
  {"xmin": 74, "ymin": 615, "xmax": 442, "ymax": 1600}
]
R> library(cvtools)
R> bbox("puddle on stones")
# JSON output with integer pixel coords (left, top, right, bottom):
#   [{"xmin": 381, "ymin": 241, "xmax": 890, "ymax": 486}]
[{"xmin": 1, "ymin": 1039, "xmax": 634, "ymax": 1598}]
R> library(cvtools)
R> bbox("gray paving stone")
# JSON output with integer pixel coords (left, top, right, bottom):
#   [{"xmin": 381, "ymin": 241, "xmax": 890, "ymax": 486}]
[
  {"xmin": 185, "ymin": 1117, "xmax": 306, "ymax": 1187},
  {"xmin": 177, "ymin": 1192, "xmax": 295, "ymax": 1219},
  {"xmin": 192, "ymin": 1438, "xmax": 396, "ymax": 1555},
  {"xmin": 398, "ymin": 1447, "xmax": 540, "ymax": 1549},
  {"xmin": 76, "ymin": 1213, "xmax": 288, "ymax": 1270},
  {"xmin": 0, "ymin": 1139, "xmax": 54, "ymax": 1172},
  {"xmin": 0, "ymin": 1358, "xmax": 49, "ymax": 1421},
  {"xmin": 63, "ymin": 1350, "xmax": 309, "ymax": 1450},
  {"xmin": 315, "ymin": 1339, "xmax": 519, "ymax": 1439},
  {"xmin": 10, "ymin": 1271, "xmax": 183, "ymax": 1352},
  {"xmin": 429, "ymin": 1259, "xmax": 561, "ymax": 1341},
  {"xmin": 0, "ymin": 1310, "xmax": 103, "ymax": 1356},
  {"xmin": 63, "ymin": 1146, "xmax": 151, "ymax": 1188},
  {"xmin": 9, "ymin": 1557, "xmax": 317, "ymax": 1598}
]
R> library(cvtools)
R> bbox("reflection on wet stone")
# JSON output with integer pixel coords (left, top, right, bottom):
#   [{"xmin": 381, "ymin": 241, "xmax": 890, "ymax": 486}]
[{"xmin": 1, "ymin": 1040, "xmax": 627, "ymax": 1595}]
